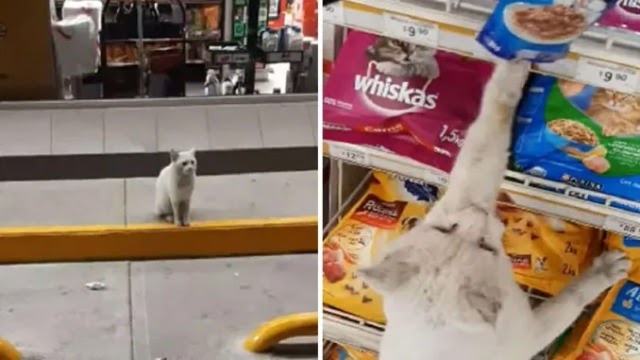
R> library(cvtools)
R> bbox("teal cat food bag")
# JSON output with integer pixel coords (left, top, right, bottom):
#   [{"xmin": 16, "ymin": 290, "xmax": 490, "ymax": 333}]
[{"xmin": 512, "ymin": 74, "xmax": 640, "ymax": 207}]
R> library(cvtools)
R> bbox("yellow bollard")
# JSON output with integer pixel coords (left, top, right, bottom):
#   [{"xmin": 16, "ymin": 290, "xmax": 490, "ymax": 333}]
[
  {"xmin": 0, "ymin": 338, "xmax": 20, "ymax": 360},
  {"xmin": 244, "ymin": 312, "xmax": 318, "ymax": 353}
]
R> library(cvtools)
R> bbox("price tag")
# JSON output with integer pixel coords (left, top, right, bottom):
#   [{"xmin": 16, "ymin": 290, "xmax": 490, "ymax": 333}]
[
  {"xmin": 423, "ymin": 168, "xmax": 448, "ymax": 187},
  {"xmin": 383, "ymin": 13, "xmax": 438, "ymax": 47},
  {"xmin": 328, "ymin": 143, "xmax": 370, "ymax": 166},
  {"xmin": 576, "ymin": 57, "xmax": 640, "ymax": 94},
  {"xmin": 323, "ymin": 3, "xmax": 345, "ymax": 24},
  {"xmin": 604, "ymin": 216, "xmax": 640, "ymax": 238}
]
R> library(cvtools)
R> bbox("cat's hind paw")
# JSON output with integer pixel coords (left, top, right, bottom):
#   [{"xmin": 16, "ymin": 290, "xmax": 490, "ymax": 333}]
[{"xmin": 591, "ymin": 250, "xmax": 631, "ymax": 285}]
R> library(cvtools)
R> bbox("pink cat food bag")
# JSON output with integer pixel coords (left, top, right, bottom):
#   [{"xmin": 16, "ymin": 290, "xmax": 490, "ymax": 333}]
[
  {"xmin": 323, "ymin": 31, "xmax": 494, "ymax": 174},
  {"xmin": 597, "ymin": 0, "xmax": 640, "ymax": 34}
]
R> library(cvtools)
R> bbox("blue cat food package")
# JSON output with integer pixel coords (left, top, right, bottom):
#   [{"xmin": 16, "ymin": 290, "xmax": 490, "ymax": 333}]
[
  {"xmin": 477, "ymin": 0, "xmax": 614, "ymax": 62},
  {"xmin": 512, "ymin": 74, "xmax": 640, "ymax": 204}
]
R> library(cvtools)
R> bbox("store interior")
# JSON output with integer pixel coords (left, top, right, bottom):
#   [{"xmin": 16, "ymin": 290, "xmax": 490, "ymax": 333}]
[
  {"xmin": 0, "ymin": 0, "xmax": 318, "ymax": 101},
  {"xmin": 322, "ymin": 0, "xmax": 640, "ymax": 358}
]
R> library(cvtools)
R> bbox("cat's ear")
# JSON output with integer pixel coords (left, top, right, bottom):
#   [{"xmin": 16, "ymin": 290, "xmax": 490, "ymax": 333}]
[
  {"xmin": 357, "ymin": 246, "xmax": 419, "ymax": 294},
  {"xmin": 170, "ymin": 149, "xmax": 179, "ymax": 162},
  {"xmin": 187, "ymin": 148, "xmax": 196, "ymax": 156}
]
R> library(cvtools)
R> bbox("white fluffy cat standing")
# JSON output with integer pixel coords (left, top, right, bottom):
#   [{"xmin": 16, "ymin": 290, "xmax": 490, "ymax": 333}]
[
  {"xmin": 155, "ymin": 149, "xmax": 197, "ymax": 227},
  {"xmin": 357, "ymin": 59, "xmax": 631, "ymax": 360}
]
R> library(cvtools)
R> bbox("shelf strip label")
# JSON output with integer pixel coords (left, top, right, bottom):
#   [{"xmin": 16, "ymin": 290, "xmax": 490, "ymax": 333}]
[
  {"xmin": 604, "ymin": 216, "xmax": 640, "ymax": 238},
  {"xmin": 576, "ymin": 57, "xmax": 640, "ymax": 94},
  {"xmin": 383, "ymin": 13, "xmax": 439, "ymax": 47},
  {"xmin": 328, "ymin": 143, "xmax": 370, "ymax": 166}
]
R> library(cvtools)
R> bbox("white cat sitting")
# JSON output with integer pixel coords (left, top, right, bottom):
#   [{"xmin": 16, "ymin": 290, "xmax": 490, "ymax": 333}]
[
  {"xmin": 357, "ymin": 59, "xmax": 631, "ymax": 360},
  {"xmin": 155, "ymin": 148, "xmax": 197, "ymax": 227}
]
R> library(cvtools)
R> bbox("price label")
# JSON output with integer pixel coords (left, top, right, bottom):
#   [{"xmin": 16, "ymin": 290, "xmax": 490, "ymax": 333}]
[
  {"xmin": 576, "ymin": 58, "xmax": 640, "ymax": 94},
  {"xmin": 323, "ymin": 3, "xmax": 345, "ymax": 24},
  {"xmin": 604, "ymin": 216, "xmax": 640, "ymax": 238},
  {"xmin": 423, "ymin": 168, "xmax": 448, "ymax": 187},
  {"xmin": 383, "ymin": 13, "xmax": 438, "ymax": 47},
  {"xmin": 329, "ymin": 143, "xmax": 370, "ymax": 166}
]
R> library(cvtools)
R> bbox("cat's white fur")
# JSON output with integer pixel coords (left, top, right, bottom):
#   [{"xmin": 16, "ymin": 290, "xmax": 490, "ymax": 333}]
[
  {"xmin": 155, "ymin": 148, "xmax": 197, "ymax": 227},
  {"xmin": 357, "ymin": 59, "xmax": 631, "ymax": 360}
]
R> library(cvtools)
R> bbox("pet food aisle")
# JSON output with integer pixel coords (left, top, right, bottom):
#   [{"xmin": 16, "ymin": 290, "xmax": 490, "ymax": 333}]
[
  {"xmin": 322, "ymin": 0, "xmax": 640, "ymax": 358},
  {"xmin": 0, "ymin": 94, "xmax": 318, "ymax": 359}
]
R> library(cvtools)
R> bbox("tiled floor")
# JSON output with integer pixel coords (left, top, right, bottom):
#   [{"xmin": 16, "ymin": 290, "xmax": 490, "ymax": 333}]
[
  {"xmin": 0, "ymin": 254, "xmax": 318, "ymax": 360},
  {"xmin": 0, "ymin": 171, "xmax": 317, "ymax": 227},
  {"xmin": 0, "ymin": 101, "xmax": 317, "ymax": 156}
]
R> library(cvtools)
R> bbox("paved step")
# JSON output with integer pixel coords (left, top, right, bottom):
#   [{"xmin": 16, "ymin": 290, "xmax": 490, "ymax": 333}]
[
  {"xmin": 0, "ymin": 171, "xmax": 317, "ymax": 228},
  {"xmin": 0, "ymin": 254, "xmax": 318, "ymax": 360},
  {"xmin": 0, "ymin": 98, "xmax": 317, "ymax": 156}
]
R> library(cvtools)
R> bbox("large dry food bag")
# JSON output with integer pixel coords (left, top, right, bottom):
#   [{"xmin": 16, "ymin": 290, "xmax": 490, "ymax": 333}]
[
  {"xmin": 512, "ymin": 74, "xmax": 640, "ymax": 207},
  {"xmin": 322, "ymin": 171, "xmax": 439, "ymax": 323},
  {"xmin": 323, "ymin": 30, "xmax": 493, "ymax": 174},
  {"xmin": 553, "ymin": 234, "xmax": 640, "ymax": 360}
]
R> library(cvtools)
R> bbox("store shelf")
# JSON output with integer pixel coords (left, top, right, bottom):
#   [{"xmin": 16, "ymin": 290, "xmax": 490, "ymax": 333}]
[
  {"xmin": 323, "ymin": 307, "xmax": 383, "ymax": 353},
  {"xmin": 323, "ymin": 140, "xmax": 640, "ymax": 237},
  {"xmin": 324, "ymin": 0, "xmax": 640, "ymax": 95}
]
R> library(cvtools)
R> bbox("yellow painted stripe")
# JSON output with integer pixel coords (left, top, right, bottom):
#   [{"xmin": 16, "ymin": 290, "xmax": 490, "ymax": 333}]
[{"xmin": 0, "ymin": 217, "xmax": 317, "ymax": 264}]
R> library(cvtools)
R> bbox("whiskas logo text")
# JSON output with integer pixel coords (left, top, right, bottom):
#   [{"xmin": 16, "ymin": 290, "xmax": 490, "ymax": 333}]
[
  {"xmin": 619, "ymin": 0, "xmax": 640, "ymax": 14},
  {"xmin": 354, "ymin": 74, "xmax": 438, "ymax": 109}
]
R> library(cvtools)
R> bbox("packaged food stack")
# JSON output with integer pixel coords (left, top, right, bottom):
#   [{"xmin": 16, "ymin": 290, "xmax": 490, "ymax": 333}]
[
  {"xmin": 323, "ymin": 30, "xmax": 494, "ymax": 174},
  {"xmin": 552, "ymin": 234, "xmax": 640, "ymax": 359},
  {"xmin": 512, "ymin": 75, "xmax": 640, "ymax": 206},
  {"xmin": 497, "ymin": 191, "xmax": 605, "ymax": 297},
  {"xmin": 326, "ymin": 343, "xmax": 378, "ymax": 359},
  {"xmin": 323, "ymin": 171, "xmax": 439, "ymax": 323}
]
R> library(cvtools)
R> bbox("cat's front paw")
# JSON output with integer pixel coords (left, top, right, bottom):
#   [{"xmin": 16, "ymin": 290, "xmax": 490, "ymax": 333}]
[
  {"xmin": 493, "ymin": 59, "xmax": 530, "ymax": 105},
  {"xmin": 590, "ymin": 250, "xmax": 631, "ymax": 285}
]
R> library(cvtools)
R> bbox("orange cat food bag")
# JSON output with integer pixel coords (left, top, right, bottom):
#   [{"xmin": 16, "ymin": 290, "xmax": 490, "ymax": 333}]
[
  {"xmin": 323, "ymin": 171, "xmax": 439, "ymax": 324},
  {"xmin": 553, "ymin": 233, "xmax": 640, "ymax": 360},
  {"xmin": 498, "ymin": 192, "xmax": 604, "ymax": 296},
  {"xmin": 326, "ymin": 343, "xmax": 378, "ymax": 360}
]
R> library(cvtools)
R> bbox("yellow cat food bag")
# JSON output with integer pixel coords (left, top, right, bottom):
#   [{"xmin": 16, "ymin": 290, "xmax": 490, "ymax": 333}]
[
  {"xmin": 498, "ymin": 192, "xmax": 604, "ymax": 296},
  {"xmin": 552, "ymin": 233, "xmax": 640, "ymax": 360},
  {"xmin": 326, "ymin": 343, "xmax": 378, "ymax": 360},
  {"xmin": 322, "ymin": 171, "xmax": 439, "ymax": 324}
]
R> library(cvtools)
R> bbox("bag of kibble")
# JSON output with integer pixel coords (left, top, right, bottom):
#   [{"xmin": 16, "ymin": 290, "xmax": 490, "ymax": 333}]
[
  {"xmin": 326, "ymin": 343, "xmax": 378, "ymax": 360},
  {"xmin": 478, "ymin": 0, "xmax": 614, "ymax": 61},
  {"xmin": 512, "ymin": 74, "xmax": 640, "ymax": 205},
  {"xmin": 552, "ymin": 233, "xmax": 640, "ymax": 360},
  {"xmin": 323, "ymin": 171, "xmax": 439, "ymax": 324},
  {"xmin": 498, "ymin": 191, "xmax": 605, "ymax": 296}
]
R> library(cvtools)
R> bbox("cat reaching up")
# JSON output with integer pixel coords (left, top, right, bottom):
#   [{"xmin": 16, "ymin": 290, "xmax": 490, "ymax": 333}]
[
  {"xmin": 155, "ymin": 149, "xmax": 197, "ymax": 227},
  {"xmin": 357, "ymin": 59, "xmax": 631, "ymax": 360}
]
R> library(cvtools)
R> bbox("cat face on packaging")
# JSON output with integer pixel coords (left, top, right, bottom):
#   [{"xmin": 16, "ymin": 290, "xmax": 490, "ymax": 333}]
[{"xmin": 170, "ymin": 149, "xmax": 197, "ymax": 175}]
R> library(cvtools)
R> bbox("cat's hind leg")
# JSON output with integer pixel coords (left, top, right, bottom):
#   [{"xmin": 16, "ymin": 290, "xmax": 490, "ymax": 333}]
[
  {"xmin": 155, "ymin": 188, "xmax": 173, "ymax": 223},
  {"xmin": 521, "ymin": 250, "xmax": 630, "ymax": 357}
]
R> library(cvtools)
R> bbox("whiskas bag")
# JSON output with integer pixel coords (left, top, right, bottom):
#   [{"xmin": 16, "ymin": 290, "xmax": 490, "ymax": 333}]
[
  {"xmin": 323, "ymin": 31, "xmax": 493, "ymax": 174},
  {"xmin": 597, "ymin": 0, "xmax": 640, "ymax": 34}
]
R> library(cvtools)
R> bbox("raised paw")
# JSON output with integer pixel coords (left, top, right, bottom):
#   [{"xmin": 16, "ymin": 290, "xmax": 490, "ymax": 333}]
[
  {"xmin": 590, "ymin": 250, "xmax": 632, "ymax": 285},
  {"xmin": 492, "ymin": 59, "xmax": 530, "ymax": 105}
]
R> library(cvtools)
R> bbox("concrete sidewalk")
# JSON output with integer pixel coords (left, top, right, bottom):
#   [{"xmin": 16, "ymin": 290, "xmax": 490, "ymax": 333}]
[
  {"xmin": 0, "ymin": 254, "xmax": 318, "ymax": 360},
  {"xmin": 0, "ymin": 171, "xmax": 317, "ymax": 227}
]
